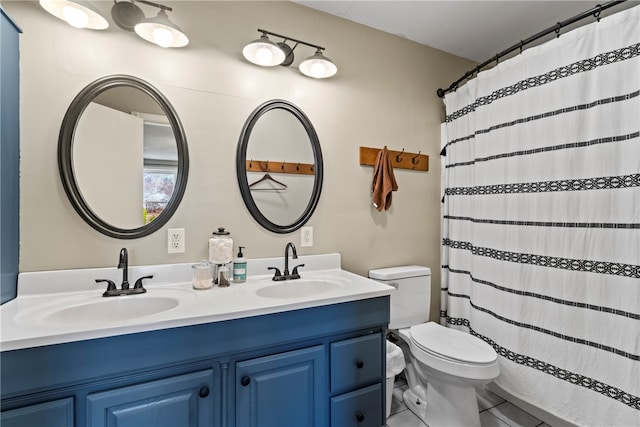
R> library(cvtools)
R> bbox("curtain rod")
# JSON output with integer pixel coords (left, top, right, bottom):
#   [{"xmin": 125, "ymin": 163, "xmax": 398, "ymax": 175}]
[{"xmin": 436, "ymin": 0, "xmax": 627, "ymax": 98}]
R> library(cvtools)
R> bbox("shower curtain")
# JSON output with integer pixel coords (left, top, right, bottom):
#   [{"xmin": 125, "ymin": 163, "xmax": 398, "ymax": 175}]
[{"xmin": 440, "ymin": 5, "xmax": 639, "ymax": 426}]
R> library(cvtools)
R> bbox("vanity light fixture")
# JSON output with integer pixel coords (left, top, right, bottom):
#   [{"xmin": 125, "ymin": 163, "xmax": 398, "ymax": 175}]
[
  {"xmin": 242, "ymin": 29, "xmax": 337, "ymax": 79},
  {"xmin": 39, "ymin": 0, "xmax": 109, "ymax": 30},
  {"xmin": 112, "ymin": 0, "xmax": 188, "ymax": 48},
  {"xmin": 242, "ymin": 32, "xmax": 287, "ymax": 67},
  {"xmin": 40, "ymin": 0, "xmax": 189, "ymax": 47},
  {"xmin": 299, "ymin": 49, "xmax": 337, "ymax": 79},
  {"xmin": 131, "ymin": 2, "xmax": 189, "ymax": 48}
]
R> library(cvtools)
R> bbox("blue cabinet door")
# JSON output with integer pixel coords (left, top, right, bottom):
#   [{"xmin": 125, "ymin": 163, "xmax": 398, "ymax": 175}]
[
  {"xmin": 87, "ymin": 369, "xmax": 214, "ymax": 427},
  {"xmin": 236, "ymin": 345, "xmax": 326, "ymax": 427},
  {"xmin": 0, "ymin": 397, "xmax": 74, "ymax": 427},
  {"xmin": 0, "ymin": 8, "xmax": 21, "ymax": 305}
]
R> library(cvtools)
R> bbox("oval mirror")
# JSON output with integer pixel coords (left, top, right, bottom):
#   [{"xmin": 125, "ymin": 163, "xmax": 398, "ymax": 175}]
[
  {"xmin": 58, "ymin": 75, "xmax": 189, "ymax": 239},
  {"xmin": 237, "ymin": 99, "xmax": 323, "ymax": 234}
]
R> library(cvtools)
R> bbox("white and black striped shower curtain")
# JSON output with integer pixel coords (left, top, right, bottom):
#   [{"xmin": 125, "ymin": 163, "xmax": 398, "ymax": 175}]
[{"xmin": 440, "ymin": 5, "xmax": 639, "ymax": 426}]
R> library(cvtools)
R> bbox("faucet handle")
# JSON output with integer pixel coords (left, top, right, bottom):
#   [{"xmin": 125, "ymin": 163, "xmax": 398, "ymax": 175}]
[
  {"xmin": 291, "ymin": 264, "xmax": 305, "ymax": 276},
  {"xmin": 134, "ymin": 275, "xmax": 153, "ymax": 290},
  {"xmin": 96, "ymin": 279, "xmax": 118, "ymax": 297},
  {"xmin": 96, "ymin": 279, "xmax": 117, "ymax": 291},
  {"xmin": 268, "ymin": 267, "xmax": 282, "ymax": 281}
]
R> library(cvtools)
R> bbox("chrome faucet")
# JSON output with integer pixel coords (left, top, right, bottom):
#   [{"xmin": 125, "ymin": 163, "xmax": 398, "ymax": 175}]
[
  {"xmin": 268, "ymin": 242, "xmax": 305, "ymax": 281},
  {"xmin": 96, "ymin": 248, "xmax": 153, "ymax": 297}
]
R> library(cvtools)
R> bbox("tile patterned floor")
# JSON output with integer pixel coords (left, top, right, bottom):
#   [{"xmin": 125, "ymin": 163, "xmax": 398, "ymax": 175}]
[{"xmin": 386, "ymin": 376, "xmax": 551, "ymax": 427}]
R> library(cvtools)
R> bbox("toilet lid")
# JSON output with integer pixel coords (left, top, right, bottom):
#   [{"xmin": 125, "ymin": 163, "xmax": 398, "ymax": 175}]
[{"xmin": 409, "ymin": 323, "xmax": 496, "ymax": 364}]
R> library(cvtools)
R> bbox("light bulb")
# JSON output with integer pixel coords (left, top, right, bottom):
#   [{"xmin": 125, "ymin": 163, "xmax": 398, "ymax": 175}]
[
  {"xmin": 62, "ymin": 5, "xmax": 89, "ymax": 28},
  {"xmin": 299, "ymin": 50, "xmax": 337, "ymax": 78},
  {"xmin": 255, "ymin": 46, "xmax": 274, "ymax": 66},
  {"xmin": 309, "ymin": 62, "xmax": 326, "ymax": 78},
  {"xmin": 152, "ymin": 27, "xmax": 174, "ymax": 48}
]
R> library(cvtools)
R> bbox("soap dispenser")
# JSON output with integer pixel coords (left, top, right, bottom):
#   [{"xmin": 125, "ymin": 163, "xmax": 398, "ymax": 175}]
[{"xmin": 233, "ymin": 246, "xmax": 247, "ymax": 283}]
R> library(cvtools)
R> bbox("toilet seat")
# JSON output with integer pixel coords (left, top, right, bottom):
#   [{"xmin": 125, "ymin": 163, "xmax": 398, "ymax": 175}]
[
  {"xmin": 409, "ymin": 322, "xmax": 497, "ymax": 365},
  {"xmin": 398, "ymin": 322, "xmax": 499, "ymax": 382}
]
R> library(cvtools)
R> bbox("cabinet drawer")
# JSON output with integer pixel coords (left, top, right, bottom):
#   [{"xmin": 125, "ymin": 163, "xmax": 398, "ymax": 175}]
[
  {"xmin": 330, "ymin": 333, "xmax": 382, "ymax": 393},
  {"xmin": 330, "ymin": 383, "xmax": 382, "ymax": 427}
]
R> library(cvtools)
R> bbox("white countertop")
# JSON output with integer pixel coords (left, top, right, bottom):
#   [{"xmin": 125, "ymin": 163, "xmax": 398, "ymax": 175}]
[{"xmin": 0, "ymin": 254, "xmax": 392, "ymax": 351}]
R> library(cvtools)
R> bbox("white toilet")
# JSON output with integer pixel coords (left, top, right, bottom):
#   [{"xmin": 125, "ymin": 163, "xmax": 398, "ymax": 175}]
[{"xmin": 369, "ymin": 266, "xmax": 499, "ymax": 427}]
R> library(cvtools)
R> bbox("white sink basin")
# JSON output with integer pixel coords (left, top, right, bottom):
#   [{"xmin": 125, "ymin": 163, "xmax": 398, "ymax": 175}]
[
  {"xmin": 17, "ymin": 289, "xmax": 196, "ymax": 326},
  {"xmin": 44, "ymin": 297, "xmax": 179, "ymax": 324},
  {"xmin": 255, "ymin": 278, "xmax": 347, "ymax": 299}
]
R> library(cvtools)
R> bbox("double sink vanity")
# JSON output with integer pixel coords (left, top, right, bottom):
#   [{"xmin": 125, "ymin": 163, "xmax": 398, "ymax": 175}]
[
  {"xmin": 0, "ymin": 253, "xmax": 391, "ymax": 427},
  {"xmin": 1, "ymin": 63, "xmax": 389, "ymax": 426}
]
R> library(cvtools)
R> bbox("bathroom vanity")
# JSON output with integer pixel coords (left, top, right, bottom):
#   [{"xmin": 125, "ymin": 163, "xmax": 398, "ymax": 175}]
[{"xmin": 0, "ymin": 254, "xmax": 391, "ymax": 427}]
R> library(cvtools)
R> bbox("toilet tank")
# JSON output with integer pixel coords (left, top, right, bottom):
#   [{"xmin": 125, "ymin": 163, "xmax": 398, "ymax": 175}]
[{"xmin": 368, "ymin": 266, "xmax": 431, "ymax": 330}]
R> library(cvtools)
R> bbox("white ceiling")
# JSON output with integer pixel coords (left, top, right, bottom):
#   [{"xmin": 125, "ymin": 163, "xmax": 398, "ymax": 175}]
[{"xmin": 295, "ymin": 1, "xmax": 638, "ymax": 62}]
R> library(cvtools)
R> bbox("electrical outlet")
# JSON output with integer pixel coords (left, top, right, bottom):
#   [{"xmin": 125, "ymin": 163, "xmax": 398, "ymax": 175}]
[
  {"xmin": 301, "ymin": 226, "xmax": 313, "ymax": 247},
  {"xmin": 168, "ymin": 228, "xmax": 185, "ymax": 253}
]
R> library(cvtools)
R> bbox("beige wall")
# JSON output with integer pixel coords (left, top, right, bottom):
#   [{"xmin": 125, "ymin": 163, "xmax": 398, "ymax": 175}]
[{"xmin": 5, "ymin": 1, "xmax": 475, "ymax": 321}]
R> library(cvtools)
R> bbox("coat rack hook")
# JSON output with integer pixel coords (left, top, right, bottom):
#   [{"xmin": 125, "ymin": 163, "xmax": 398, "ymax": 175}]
[
  {"xmin": 296, "ymin": 162, "xmax": 300, "ymax": 171},
  {"xmin": 250, "ymin": 159, "xmax": 253, "ymax": 168},
  {"xmin": 412, "ymin": 151, "xmax": 421, "ymax": 164},
  {"xmin": 396, "ymin": 149, "xmax": 404, "ymax": 162},
  {"xmin": 266, "ymin": 160, "xmax": 269, "ymax": 171}
]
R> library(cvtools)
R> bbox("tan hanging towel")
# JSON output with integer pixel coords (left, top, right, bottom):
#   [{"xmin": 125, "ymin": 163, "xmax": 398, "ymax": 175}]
[{"xmin": 371, "ymin": 146, "xmax": 398, "ymax": 211}]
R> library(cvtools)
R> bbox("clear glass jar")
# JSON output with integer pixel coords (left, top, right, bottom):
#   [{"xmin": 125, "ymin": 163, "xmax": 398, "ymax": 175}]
[
  {"xmin": 216, "ymin": 263, "xmax": 231, "ymax": 288},
  {"xmin": 192, "ymin": 261, "xmax": 213, "ymax": 290},
  {"xmin": 208, "ymin": 227, "xmax": 233, "ymax": 264}
]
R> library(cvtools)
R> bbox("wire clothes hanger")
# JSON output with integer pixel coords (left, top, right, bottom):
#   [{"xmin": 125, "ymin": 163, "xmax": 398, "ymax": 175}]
[{"xmin": 248, "ymin": 161, "xmax": 288, "ymax": 191}]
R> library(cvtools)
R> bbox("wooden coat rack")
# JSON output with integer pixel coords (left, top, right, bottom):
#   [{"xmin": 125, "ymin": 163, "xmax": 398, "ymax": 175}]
[
  {"xmin": 246, "ymin": 159, "xmax": 315, "ymax": 175},
  {"xmin": 359, "ymin": 146, "xmax": 428, "ymax": 171}
]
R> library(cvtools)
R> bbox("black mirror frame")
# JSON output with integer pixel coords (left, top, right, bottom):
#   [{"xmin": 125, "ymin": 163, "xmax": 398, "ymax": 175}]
[
  {"xmin": 236, "ymin": 99, "xmax": 323, "ymax": 234},
  {"xmin": 57, "ymin": 74, "xmax": 189, "ymax": 239}
]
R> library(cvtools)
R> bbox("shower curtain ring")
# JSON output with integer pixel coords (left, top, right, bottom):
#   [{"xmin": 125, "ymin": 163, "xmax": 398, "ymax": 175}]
[
  {"xmin": 555, "ymin": 23, "xmax": 562, "ymax": 38},
  {"xmin": 594, "ymin": 4, "xmax": 602, "ymax": 22}
]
